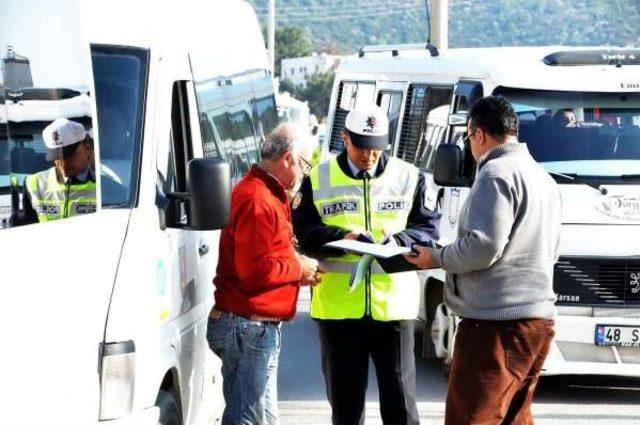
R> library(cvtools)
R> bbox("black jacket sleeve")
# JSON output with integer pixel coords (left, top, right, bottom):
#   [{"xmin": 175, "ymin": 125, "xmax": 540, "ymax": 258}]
[
  {"xmin": 392, "ymin": 171, "xmax": 441, "ymax": 248},
  {"xmin": 292, "ymin": 176, "xmax": 349, "ymax": 258}
]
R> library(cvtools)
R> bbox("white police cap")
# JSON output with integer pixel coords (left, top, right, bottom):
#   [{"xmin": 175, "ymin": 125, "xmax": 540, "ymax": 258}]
[
  {"xmin": 43, "ymin": 118, "xmax": 87, "ymax": 160},
  {"xmin": 344, "ymin": 104, "xmax": 389, "ymax": 149}
]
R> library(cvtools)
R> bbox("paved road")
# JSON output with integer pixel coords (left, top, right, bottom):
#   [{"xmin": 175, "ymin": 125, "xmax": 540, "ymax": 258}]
[{"xmin": 277, "ymin": 288, "xmax": 640, "ymax": 424}]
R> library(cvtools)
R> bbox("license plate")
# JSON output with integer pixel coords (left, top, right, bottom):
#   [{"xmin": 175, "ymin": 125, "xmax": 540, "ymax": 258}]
[{"xmin": 595, "ymin": 324, "xmax": 640, "ymax": 346}]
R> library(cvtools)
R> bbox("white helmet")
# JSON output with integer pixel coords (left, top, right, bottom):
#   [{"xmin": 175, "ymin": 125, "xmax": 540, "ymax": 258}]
[
  {"xmin": 43, "ymin": 117, "xmax": 87, "ymax": 160},
  {"xmin": 344, "ymin": 103, "xmax": 389, "ymax": 149}
]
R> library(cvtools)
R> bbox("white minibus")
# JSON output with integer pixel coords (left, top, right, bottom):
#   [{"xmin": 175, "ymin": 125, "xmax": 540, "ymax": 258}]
[
  {"xmin": 0, "ymin": 1, "xmax": 278, "ymax": 423},
  {"xmin": 323, "ymin": 44, "xmax": 640, "ymax": 377}
]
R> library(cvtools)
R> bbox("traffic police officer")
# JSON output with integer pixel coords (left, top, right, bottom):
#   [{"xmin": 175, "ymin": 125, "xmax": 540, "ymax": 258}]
[
  {"xmin": 293, "ymin": 104, "xmax": 440, "ymax": 425},
  {"xmin": 18, "ymin": 118, "xmax": 96, "ymax": 225}
]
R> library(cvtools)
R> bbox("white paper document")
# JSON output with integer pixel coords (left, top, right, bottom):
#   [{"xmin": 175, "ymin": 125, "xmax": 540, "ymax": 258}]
[{"xmin": 324, "ymin": 239, "xmax": 411, "ymax": 259}]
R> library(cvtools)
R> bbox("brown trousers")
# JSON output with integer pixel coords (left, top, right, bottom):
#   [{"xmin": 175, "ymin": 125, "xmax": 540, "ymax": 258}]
[{"xmin": 444, "ymin": 318, "xmax": 555, "ymax": 425}]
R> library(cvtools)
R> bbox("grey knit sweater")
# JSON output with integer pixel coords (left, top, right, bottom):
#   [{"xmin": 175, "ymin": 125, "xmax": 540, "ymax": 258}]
[{"xmin": 431, "ymin": 143, "xmax": 561, "ymax": 320}]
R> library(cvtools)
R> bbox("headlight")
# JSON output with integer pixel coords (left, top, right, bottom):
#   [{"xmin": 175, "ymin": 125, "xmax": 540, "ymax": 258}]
[{"xmin": 99, "ymin": 341, "xmax": 135, "ymax": 420}]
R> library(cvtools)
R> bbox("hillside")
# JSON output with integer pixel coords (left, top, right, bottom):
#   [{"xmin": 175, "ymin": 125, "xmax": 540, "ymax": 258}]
[{"xmin": 249, "ymin": 0, "xmax": 640, "ymax": 53}]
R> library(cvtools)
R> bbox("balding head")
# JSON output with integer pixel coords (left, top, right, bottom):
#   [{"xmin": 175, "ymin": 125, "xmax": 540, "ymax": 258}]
[
  {"xmin": 260, "ymin": 122, "xmax": 314, "ymax": 161},
  {"xmin": 259, "ymin": 123, "xmax": 316, "ymax": 190}
]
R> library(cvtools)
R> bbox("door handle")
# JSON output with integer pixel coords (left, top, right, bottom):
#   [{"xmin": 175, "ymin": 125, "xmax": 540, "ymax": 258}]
[{"xmin": 199, "ymin": 244, "xmax": 210, "ymax": 256}]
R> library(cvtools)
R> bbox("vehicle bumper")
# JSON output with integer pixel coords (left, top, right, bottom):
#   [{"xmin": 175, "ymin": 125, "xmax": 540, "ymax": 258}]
[
  {"xmin": 542, "ymin": 314, "xmax": 640, "ymax": 377},
  {"xmin": 99, "ymin": 407, "xmax": 159, "ymax": 425}
]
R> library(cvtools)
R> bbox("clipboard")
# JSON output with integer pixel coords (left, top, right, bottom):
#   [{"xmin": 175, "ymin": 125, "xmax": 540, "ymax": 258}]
[
  {"xmin": 323, "ymin": 239, "xmax": 421, "ymax": 274},
  {"xmin": 324, "ymin": 239, "xmax": 412, "ymax": 258}
]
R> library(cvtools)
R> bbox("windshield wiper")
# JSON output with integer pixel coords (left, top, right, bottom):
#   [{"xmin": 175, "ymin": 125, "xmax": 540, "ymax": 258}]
[{"xmin": 547, "ymin": 172, "xmax": 608, "ymax": 195}]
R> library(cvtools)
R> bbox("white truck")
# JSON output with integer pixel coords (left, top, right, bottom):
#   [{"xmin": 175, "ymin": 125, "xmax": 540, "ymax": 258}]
[
  {"xmin": 0, "ymin": 0, "xmax": 278, "ymax": 423},
  {"xmin": 323, "ymin": 44, "xmax": 640, "ymax": 377}
]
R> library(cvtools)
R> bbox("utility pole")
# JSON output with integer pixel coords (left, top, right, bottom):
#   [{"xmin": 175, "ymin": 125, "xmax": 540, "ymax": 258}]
[
  {"xmin": 430, "ymin": 0, "xmax": 448, "ymax": 50},
  {"xmin": 268, "ymin": 0, "xmax": 276, "ymax": 76}
]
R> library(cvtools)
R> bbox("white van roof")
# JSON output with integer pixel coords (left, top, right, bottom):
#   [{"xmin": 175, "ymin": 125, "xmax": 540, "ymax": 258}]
[
  {"xmin": 1, "ymin": 0, "xmax": 268, "ymax": 88},
  {"xmin": 87, "ymin": 0, "xmax": 268, "ymax": 78},
  {"xmin": 338, "ymin": 46, "xmax": 640, "ymax": 93}
]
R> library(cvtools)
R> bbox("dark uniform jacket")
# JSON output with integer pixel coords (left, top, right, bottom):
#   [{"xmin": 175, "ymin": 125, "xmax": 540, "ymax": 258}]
[{"xmin": 292, "ymin": 150, "xmax": 441, "ymax": 258}]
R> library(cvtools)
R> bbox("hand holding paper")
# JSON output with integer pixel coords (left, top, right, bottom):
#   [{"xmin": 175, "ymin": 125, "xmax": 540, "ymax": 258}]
[{"xmin": 404, "ymin": 244, "xmax": 438, "ymax": 269}]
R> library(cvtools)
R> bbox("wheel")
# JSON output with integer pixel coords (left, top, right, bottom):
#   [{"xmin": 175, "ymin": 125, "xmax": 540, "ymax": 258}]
[
  {"xmin": 440, "ymin": 326, "xmax": 452, "ymax": 377},
  {"xmin": 156, "ymin": 390, "xmax": 182, "ymax": 425},
  {"xmin": 431, "ymin": 302, "xmax": 458, "ymax": 377}
]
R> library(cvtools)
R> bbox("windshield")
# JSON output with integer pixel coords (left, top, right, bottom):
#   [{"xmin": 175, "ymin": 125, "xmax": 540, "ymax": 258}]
[{"xmin": 495, "ymin": 87, "xmax": 640, "ymax": 178}]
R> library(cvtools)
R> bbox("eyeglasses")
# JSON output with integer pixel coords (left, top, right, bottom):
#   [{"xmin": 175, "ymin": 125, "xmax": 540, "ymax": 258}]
[
  {"xmin": 299, "ymin": 156, "xmax": 313, "ymax": 176},
  {"xmin": 463, "ymin": 130, "xmax": 476, "ymax": 150}
]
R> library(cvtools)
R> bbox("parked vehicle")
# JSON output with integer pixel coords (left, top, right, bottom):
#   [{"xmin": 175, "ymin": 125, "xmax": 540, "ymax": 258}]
[
  {"xmin": 0, "ymin": 0, "xmax": 277, "ymax": 423},
  {"xmin": 323, "ymin": 44, "xmax": 640, "ymax": 376}
]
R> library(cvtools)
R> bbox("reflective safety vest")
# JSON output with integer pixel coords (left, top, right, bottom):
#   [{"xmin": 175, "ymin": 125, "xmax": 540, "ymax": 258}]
[
  {"xmin": 309, "ymin": 156, "xmax": 421, "ymax": 321},
  {"xmin": 25, "ymin": 167, "xmax": 97, "ymax": 222}
]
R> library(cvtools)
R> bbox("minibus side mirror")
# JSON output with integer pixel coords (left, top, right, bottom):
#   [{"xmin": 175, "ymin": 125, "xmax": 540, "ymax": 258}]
[
  {"xmin": 158, "ymin": 158, "xmax": 231, "ymax": 231},
  {"xmin": 433, "ymin": 144, "xmax": 474, "ymax": 187},
  {"xmin": 187, "ymin": 158, "xmax": 231, "ymax": 231}
]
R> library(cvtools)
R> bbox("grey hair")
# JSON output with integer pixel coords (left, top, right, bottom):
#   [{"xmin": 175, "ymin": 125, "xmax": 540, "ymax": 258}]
[{"xmin": 260, "ymin": 123, "xmax": 303, "ymax": 160}]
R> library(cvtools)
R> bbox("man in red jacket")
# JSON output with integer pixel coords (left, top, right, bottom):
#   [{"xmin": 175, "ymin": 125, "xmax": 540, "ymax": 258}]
[{"xmin": 208, "ymin": 123, "xmax": 320, "ymax": 425}]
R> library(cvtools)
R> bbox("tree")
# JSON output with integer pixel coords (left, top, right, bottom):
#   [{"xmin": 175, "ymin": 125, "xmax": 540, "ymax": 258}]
[
  {"xmin": 298, "ymin": 71, "xmax": 335, "ymax": 121},
  {"xmin": 275, "ymin": 27, "xmax": 313, "ymax": 77},
  {"xmin": 278, "ymin": 78, "xmax": 300, "ymax": 97}
]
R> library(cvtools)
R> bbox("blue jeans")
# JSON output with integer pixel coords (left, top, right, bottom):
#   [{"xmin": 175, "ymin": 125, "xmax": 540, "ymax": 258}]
[{"xmin": 207, "ymin": 312, "xmax": 281, "ymax": 425}]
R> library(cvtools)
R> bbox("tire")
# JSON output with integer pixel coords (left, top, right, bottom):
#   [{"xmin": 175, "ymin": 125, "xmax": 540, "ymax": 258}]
[
  {"xmin": 440, "ymin": 326, "xmax": 452, "ymax": 378},
  {"xmin": 156, "ymin": 390, "xmax": 182, "ymax": 425}
]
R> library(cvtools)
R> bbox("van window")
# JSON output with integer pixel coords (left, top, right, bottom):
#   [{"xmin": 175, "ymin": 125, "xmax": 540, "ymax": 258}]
[
  {"xmin": 397, "ymin": 85, "xmax": 453, "ymax": 165},
  {"xmin": 168, "ymin": 82, "xmax": 193, "ymax": 193},
  {"xmin": 377, "ymin": 91, "xmax": 403, "ymax": 150},
  {"xmin": 421, "ymin": 125, "xmax": 446, "ymax": 172},
  {"xmin": 158, "ymin": 81, "xmax": 193, "ymax": 224},
  {"xmin": 92, "ymin": 45, "xmax": 149, "ymax": 208},
  {"xmin": 250, "ymin": 95, "xmax": 278, "ymax": 143},
  {"xmin": 496, "ymin": 87, "xmax": 640, "ymax": 178},
  {"xmin": 397, "ymin": 85, "xmax": 429, "ymax": 163},
  {"xmin": 329, "ymin": 81, "xmax": 375, "ymax": 153},
  {"xmin": 193, "ymin": 70, "xmax": 276, "ymax": 184},
  {"xmin": 229, "ymin": 109, "xmax": 257, "ymax": 175}
]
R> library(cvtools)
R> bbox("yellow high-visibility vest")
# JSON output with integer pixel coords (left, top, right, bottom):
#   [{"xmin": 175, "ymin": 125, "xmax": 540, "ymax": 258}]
[
  {"xmin": 309, "ymin": 156, "xmax": 420, "ymax": 321},
  {"xmin": 25, "ymin": 167, "xmax": 97, "ymax": 222}
]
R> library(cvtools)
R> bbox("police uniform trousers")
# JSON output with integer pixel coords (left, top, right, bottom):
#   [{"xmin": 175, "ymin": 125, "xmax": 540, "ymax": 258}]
[{"xmin": 317, "ymin": 317, "xmax": 420, "ymax": 425}]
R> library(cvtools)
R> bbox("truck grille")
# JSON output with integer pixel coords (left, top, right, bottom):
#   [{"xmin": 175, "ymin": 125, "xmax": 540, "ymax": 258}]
[{"xmin": 554, "ymin": 257, "xmax": 640, "ymax": 307}]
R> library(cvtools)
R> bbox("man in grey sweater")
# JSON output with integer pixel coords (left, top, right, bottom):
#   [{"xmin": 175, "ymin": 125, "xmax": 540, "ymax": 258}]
[{"xmin": 407, "ymin": 96, "xmax": 561, "ymax": 424}]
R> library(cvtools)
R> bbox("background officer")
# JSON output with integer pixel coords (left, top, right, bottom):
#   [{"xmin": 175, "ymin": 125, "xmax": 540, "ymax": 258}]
[
  {"xmin": 16, "ymin": 117, "xmax": 96, "ymax": 225},
  {"xmin": 293, "ymin": 103, "xmax": 440, "ymax": 425}
]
